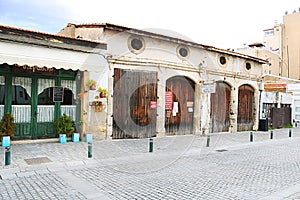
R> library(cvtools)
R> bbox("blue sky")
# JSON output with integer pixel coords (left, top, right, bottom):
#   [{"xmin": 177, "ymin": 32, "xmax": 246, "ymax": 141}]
[{"xmin": 1, "ymin": 0, "xmax": 300, "ymax": 49}]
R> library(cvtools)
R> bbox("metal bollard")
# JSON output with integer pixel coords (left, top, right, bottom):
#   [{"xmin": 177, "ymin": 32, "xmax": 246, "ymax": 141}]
[
  {"xmin": 149, "ymin": 138, "xmax": 153, "ymax": 152},
  {"xmin": 5, "ymin": 147, "xmax": 11, "ymax": 166},
  {"xmin": 270, "ymin": 130, "xmax": 273, "ymax": 140},
  {"xmin": 206, "ymin": 135, "xmax": 210, "ymax": 147},
  {"xmin": 250, "ymin": 132, "xmax": 253, "ymax": 142},
  {"xmin": 88, "ymin": 142, "xmax": 92, "ymax": 158},
  {"xmin": 289, "ymin": 129, "xmax": 292, "ymax": 137}
]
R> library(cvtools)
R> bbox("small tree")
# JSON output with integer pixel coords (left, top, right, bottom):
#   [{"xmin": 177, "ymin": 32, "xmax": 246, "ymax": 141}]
[
  {"xmin": 0, "ymin": 113, "xmax": 16, "ymax": 139},
  {"xmin": 54, "ymin": 114, "xmax": 75, "ymax": 137}
]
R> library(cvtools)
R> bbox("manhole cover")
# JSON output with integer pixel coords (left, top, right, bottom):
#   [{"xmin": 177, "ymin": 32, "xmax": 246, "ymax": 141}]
[
  {"xmin": 216, "ymin": 149, "xmax": 228, "ymax": 152},
  {"xmin": 24, "ymin": 157, "xmax": 52, "ymax": 165}
]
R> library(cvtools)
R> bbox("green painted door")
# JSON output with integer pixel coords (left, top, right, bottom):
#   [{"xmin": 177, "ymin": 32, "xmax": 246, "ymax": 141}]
[
  {"xmin": 36, "ymin": 78, "xmax": 56, "ymax": 138},
  {"xmin": 12, "ymin": 77, "xmax": 56, "ymax": 139}
]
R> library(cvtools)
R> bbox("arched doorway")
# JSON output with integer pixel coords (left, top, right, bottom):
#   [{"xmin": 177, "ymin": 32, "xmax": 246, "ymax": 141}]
[
  {"xmin": 210, "ymin": 81, "xmax": 231, "ymax": 133},
  {"xmin": 165, "ymin": 76, "xmax": 195, "ymax": 135},
  {"xmin": 237, "ymin": 84, "xmax": 255, "ymax": 131}
]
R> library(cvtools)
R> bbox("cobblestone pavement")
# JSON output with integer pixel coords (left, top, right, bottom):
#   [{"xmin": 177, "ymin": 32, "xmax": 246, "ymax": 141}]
[{"xmin": 0, "ymin": 128, "xmax": 300, "ymax": 199}]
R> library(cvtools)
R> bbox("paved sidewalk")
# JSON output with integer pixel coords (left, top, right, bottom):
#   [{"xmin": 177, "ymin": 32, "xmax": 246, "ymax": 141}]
[{"xmin": 0, "ymin": 128, "xmax": 300, "ymax": 199}]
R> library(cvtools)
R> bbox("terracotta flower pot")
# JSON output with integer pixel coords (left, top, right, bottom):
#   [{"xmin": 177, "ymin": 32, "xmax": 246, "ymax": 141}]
[
  {"xmin": 90, "ymin": 85, "xmax": 97, "ymax": 90},
  {"xmin": 100, "ymin": 92, "xmax": 106, "ymax": 98}
]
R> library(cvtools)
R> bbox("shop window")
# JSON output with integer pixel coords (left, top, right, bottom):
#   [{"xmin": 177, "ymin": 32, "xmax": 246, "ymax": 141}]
[
  {"xmin": 0, "ymin": 76, "xmax": 4, "ymax": 118},
  {"xmin": 12, "ymin": 77, "xmax": 33, "ymax": 123},
  {"xmin": 61, "ymin": 80, "xmax": 77, "ymax": 121}
]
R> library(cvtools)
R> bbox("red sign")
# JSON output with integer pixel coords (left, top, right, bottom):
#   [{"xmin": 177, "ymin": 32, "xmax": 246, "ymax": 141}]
[
  {"xmin": 150, "ymin": 101, "xmax": 157, "ymax": 109},
  {"xmin": 165, "ymin": 91, "xmax": 173, "ymax": 110},
  {"xmin": 264, "ymin": 83, "xmax": 286, "ymax": 92}
]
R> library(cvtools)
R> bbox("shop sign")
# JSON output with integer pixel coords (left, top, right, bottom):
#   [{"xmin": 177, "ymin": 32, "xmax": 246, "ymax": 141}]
[
  {"xmin": 264, "ymin": 83, "xmax": 286, "ymax": 92},
  {"xmin": 165, "ymin": 91, "xmax": 173, "ymax": 110},
  {"xmin": 202, "ymin": 82, "xmax": 215, "ymax": 93}
]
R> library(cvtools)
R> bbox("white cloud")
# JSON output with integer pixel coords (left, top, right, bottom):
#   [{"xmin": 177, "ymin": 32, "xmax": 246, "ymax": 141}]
[{"xmin": 2, "ymin": 0, "xmax": 300, "ymax": 49}]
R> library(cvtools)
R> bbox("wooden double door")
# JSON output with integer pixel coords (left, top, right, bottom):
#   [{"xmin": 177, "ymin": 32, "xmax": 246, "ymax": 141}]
[{"xmin": 113, "ymin": 68, "xmax": 158, "ymax": 139}]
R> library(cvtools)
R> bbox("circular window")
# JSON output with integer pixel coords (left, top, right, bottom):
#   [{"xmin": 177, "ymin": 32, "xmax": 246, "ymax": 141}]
[
  {"xmin": 177, "ymin": 45, "xmax": 190, "ymax": 60},
  {"xmin": 179, "ymin": 47, "xmax": 188, "ymax": 57},
  {"xmin": 131, "ymin": 38, "xmax": 143, "ymax": 51},
  {"xmin": 245, "ymin": 62, "xmax": 252, "ymax": 70},
  {"xmin": 128, "ymin": 36, "xmax": 145, "ymax": 54},
  {"xmin": 219, "ymin": 56, "xmax": 227, "ymax": 65}
]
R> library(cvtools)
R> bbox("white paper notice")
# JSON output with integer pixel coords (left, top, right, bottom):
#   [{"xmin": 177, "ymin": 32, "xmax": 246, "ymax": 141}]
[
  {"xmin": 172, "ymin": 109, "xmax": 177, "ymax": 116},
  {"xmin": 173, "ymin": 102, "xmax": 178, "ymax": 113}
]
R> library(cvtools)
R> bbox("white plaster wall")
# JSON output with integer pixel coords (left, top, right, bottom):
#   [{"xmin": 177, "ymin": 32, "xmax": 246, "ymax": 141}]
[
  {"xmin": 79, "ymin": 27, "xmax": 264, "ymax": 136},
  {"xmin": 287, "ymin": 84, "xmax": 300, "ymax": 125}
]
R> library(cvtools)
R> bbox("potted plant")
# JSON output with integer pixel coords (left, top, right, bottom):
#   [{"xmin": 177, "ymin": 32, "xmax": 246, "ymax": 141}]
[
  {"xmin": 97, "ymin": 87, "xmax": 108, "ymax": 98},
  {"xmin": 92, "ymin": 96, "xmax": 105, "ymax": 112},
  {"xmin": 0, "ymin": 113, "xmax": 16, "ymax": 147},
  {"xmin": 87, "ymin": 79, "xmax": 97, "ymax": 90},
  {"xmin": 54, "ymin": 114, "xmax": 75, "ymax": 143}
]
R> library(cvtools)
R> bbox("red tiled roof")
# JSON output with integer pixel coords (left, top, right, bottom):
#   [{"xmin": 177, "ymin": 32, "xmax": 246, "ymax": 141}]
[{"xmin": 0, "ymin": 24, "xmax": 106, "ymax": 45}]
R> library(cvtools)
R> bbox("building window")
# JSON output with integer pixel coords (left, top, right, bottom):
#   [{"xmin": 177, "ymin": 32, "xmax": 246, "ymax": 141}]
[
  {"xmin": 131, "ymin": 39, "xmax": 143, "ymax": 51},
  {"xmin": 177, "ymin": 45, "xmax": 190, "ymax": 60},
  {"xmin": 0, "ymin": 76, "xmax": 5, "ymax": 118},
  {"xmin": 219, "ymin": 55, "xmax": 227, "ymax": 65},
  {"xmin": 128, "ymin": 36, "xmax": 145, "ymax": 54},
  {"xmin": 245, "ymin": 62, "xmax": 251, "ymax": 71},
  {"xmin": 264, "ymin": 30, "xmax": 274, "ymax": 37}
]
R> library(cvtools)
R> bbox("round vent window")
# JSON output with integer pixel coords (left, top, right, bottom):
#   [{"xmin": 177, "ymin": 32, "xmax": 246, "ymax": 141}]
[
  {"xmin": 128, "ymin": 36, "xmax": 145, "ymax": 54},
  {"xmin": 219, "ymin": 56, "xmax": 227, "ymax": 65},
  {"xmin": 131, "ymin": 38, "xmax": 143, "ymax": 51},
  {"xmin": 177, "ymin": 46, "xmax": 190, "ymax": 60},
  {"xmin": 179, "ymin": 47, "xmax": 188, "ymax": 57},
  {"xmin": 246, "ymin": 62, "xmax": 252, "ymax": 70}
]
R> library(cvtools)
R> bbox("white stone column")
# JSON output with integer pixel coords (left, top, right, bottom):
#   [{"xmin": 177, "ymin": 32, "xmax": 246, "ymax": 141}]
[
  {"xmin": 156, "ymin": 73, "xmax": 166, "ymax": 137},
  {"xmin": 106, "ymin": 62, "xmax": 114, "ymax": 140},
  {"xmin": 193, "ymin": 83, "xmax": 202, "ymax": 135},
  {"xmin": 230, "ymin": 86, "xmax": 238, "ymax": 133},
  {"xmin": 200, "ymin": 92, "xmax": 210, "ymax": 135}
]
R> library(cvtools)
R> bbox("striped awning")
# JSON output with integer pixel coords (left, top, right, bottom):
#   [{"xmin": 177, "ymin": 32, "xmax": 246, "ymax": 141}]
[{"xmin": 0, "ymin": 40, "xmax": 108, "ymax": 72}]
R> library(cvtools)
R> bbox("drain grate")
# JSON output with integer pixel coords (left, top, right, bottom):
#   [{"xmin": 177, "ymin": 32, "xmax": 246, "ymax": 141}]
[
  {"xmin": 216, "ymin": 149, "xmax": 228, "ymax": 152},
  {"xmin": 24, "ymin": 157, "xmax": 52, "ymax": 165}
]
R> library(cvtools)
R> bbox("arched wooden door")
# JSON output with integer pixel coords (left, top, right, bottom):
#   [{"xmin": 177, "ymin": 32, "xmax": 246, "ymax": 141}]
[
  {"xmin": 237, "ymin": 84, "xmax": 254, "ymax": 131},
  {"xmin": 165, "ymin": 76, "xmax": 195, "ymax": 135},
  {"xmin": 210, "ymin": 81, "xmax": 231, "ymax": 133}
]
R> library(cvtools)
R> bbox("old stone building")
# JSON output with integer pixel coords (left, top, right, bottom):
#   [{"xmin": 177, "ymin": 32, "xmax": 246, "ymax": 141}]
[{"xmin": 59, "ymin": 23, "xmax": 267, "ymax": 139}]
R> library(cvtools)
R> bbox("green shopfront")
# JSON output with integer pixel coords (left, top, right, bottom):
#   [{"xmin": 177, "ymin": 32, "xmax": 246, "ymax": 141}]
[{"xmin": 0, "ymin": 64, "xmax": 81, "ymax": 140}]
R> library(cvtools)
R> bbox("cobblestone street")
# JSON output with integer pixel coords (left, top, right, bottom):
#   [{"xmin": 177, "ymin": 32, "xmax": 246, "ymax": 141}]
[{"xmin": 1, "ymin": 128, "xmax": 300, "ymax": 199}]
